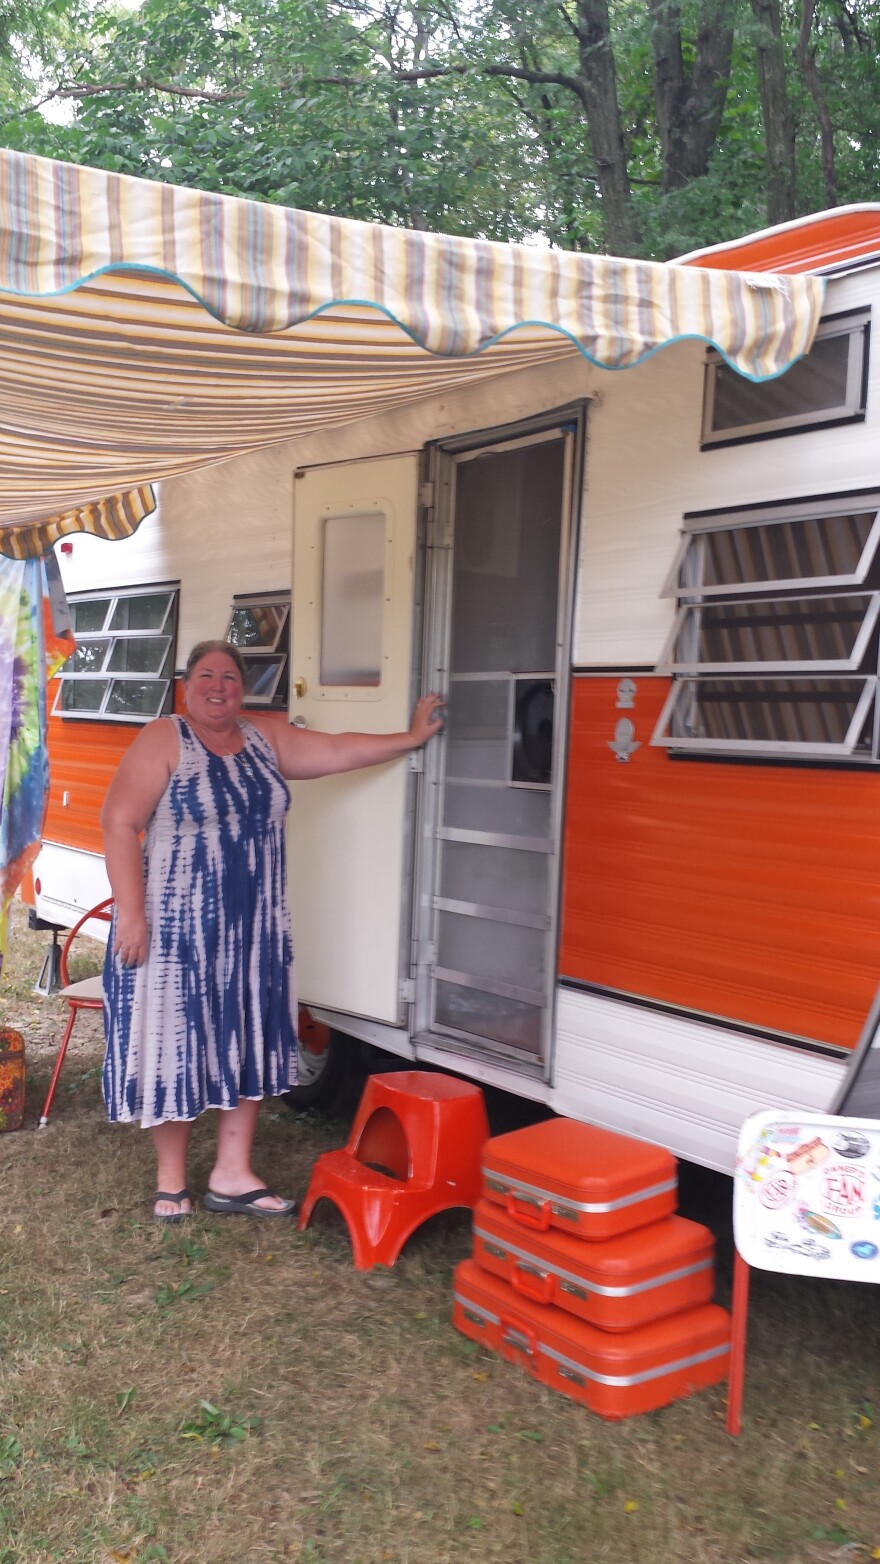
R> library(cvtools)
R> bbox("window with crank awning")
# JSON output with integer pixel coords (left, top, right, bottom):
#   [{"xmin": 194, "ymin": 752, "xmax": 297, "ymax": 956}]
[
  {"xmin": 225, "ymin": 591, "xmax": 290, "ymax": 709},
  {"xmin": 55, "ymin": 584, "xmax": 179, "ymax": 723},
  {"xmin": 653, "ymin": 494, "xmax": 880, "ymax": 761}
]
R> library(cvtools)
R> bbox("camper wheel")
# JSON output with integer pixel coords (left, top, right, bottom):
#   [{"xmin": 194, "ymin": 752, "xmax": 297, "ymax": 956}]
[{"xmin": 285, "ymin": 1010, "xmax": 346, "ymax": 1110}]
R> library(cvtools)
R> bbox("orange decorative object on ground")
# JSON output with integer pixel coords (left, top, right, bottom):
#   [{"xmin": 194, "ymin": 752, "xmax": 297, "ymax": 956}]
[
  {"xmin": 0, "ymin": 1028, "xmax": 25, "ymax": 1131},
  {"xmin": 298, "ymin": 1070, "xmax": 490, "ymax": 1269}
]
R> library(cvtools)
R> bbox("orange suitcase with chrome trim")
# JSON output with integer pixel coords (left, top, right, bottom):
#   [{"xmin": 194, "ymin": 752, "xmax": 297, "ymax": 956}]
[
  {"xmin": 481, "ymin": 1119, "xmax": 677, "ymax": 1241},
  {"xmin": 471, "ymin": 1199, "xmax": 715, "ymax": 1331},
  {"xmin": 452, "ymin": 1259, "xmax": 730, "ymax": 1420}
]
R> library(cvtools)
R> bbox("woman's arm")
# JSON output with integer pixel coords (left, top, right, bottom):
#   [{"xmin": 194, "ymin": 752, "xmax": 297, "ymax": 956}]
[
  {"xmin": 251, "ymin": 693, "xmax": 444, "ymax": 781},
  {"xmin": 101, "ymin": 719, "xmax": 178, "ymax": 965}
]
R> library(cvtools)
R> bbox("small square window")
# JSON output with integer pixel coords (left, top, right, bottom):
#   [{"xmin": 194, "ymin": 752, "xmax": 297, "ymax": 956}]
[
  {"xmin": 701, "ymin": 311, "xmax": 869, "ymax": 448},
  {"xmin": 224, "ymin": 593, "xmax": 290, "ymax": 709}
]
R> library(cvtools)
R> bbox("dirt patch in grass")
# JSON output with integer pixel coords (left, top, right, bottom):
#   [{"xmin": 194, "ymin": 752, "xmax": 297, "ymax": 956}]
[{"xmin": 2, "ymin": 899, "xmax": 880, "ymax": 1563}]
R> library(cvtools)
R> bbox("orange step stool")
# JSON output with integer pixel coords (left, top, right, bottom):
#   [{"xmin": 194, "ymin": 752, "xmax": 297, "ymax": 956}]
[{"xmin": 298, "ymin": 1070, "xmax": 490, "ymax": 1270}]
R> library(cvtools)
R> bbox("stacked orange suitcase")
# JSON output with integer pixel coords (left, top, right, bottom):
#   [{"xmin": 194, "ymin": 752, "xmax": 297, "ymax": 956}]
[{"xmin": 453, "ymin": 1119, "xmax": 731, "ymax": 1420}]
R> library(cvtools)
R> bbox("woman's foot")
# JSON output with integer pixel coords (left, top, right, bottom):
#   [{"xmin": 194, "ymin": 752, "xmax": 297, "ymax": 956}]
[
  {"xmin": 153, "ymin": 1188, "xmax": 193, "ymax": 1223},
  {"xmin": 202, "ymin": 1186, "xmax": 296, "ymax": 1217}
]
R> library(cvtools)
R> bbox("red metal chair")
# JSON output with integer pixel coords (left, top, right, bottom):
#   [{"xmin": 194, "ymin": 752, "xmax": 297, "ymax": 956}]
[{"xmin": 38, "ymin": 898, "xmax": 113, "ymax": 1128}]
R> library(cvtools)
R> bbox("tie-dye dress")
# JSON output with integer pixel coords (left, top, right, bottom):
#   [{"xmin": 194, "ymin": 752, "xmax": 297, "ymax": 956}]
[{"xmin": 102, "ymin": 716, "xmax": 298, "ymax": 1126}]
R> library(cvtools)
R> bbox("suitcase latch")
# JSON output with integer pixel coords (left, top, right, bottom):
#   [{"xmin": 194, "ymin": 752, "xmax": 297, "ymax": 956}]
[
  {"xmin": 550, "ymin": 1203, "xmax": 580, "ymax": 1223},
  {"xmin": 560, "ymin": 1280, "xmax": 587, "ymax": 1301}
]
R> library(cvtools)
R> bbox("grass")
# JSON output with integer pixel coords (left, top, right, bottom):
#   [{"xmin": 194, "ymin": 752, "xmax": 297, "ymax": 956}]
[{"xmin": 2, "ymin": 900, "xmax": 880, "ymax": 1562}]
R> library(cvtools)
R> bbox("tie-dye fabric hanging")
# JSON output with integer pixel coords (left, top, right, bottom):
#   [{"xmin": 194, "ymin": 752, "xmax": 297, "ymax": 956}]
[{"xmin": 0, "ymin": 555, "xmax": 73, "ymax": 978}]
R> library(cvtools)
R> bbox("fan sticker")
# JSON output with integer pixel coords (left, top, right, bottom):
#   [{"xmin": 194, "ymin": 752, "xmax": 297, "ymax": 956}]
[{"xmin": 820, "ymin": 1164, "xmax": 866, "ymax": 1218}]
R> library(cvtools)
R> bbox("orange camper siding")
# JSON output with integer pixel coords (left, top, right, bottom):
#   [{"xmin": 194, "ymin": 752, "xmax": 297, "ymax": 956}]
[
  {"xmin": 43, "ymin": 712, "xmax": 135, "ymax": 854},
  {"xmin": 42, "ymin": 680, "xmax": 187, "ymax": 855},
  {"xmin": 560, "ymin": 674, "xmax": 880, "ymax": 1053}
]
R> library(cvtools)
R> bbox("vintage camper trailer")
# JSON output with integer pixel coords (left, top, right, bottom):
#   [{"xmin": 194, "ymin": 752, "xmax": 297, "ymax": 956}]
[{"xmin": 24, "ymin": 201, "xmax": 880, "ymax": 1174}]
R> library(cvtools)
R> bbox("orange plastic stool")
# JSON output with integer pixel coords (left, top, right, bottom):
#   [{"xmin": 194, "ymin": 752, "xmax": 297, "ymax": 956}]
[{"xmin": 298, "ymin": 1070, "xmax": 489, "ymax": 1269}]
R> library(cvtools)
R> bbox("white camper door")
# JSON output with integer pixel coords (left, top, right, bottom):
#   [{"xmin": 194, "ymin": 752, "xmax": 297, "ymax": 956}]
[{"xmin": 287, "ymin": 454, "xmax": 419, "ymax": 1024}]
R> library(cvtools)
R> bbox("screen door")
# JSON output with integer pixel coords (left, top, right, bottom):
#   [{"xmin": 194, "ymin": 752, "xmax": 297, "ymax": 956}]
[{"xmin": 415, "ymin": 425, "xmax": 575, "ymax": 1071}]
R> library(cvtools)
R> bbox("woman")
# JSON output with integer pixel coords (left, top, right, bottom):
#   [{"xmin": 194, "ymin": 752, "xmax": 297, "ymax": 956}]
[{"xmin": 101, "ymin": 639, "xmax": 443, "ymax": 1222}]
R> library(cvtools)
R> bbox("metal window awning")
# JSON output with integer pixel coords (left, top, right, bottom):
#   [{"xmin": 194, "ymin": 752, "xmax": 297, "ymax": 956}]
[{"xmin": 0, "ymin": 149, "xmax": 826, "ymax": 559}]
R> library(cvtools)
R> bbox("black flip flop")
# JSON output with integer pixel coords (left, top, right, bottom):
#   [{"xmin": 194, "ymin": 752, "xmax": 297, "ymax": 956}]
[
  {"xmin": 202, "ymin": 1187, "xmax": 297, "ymax": 1218},
  {"xmin": 153, "ymin": 1188, "xmax": 193, "ymax": 1224}
]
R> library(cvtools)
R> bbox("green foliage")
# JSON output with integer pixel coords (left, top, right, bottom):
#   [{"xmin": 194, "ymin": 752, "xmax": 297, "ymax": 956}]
[
  {"xmin": 0, "ymin": 1433, "xmax": 22, "ymax": 1476},
  {"xmin": 0, "ymin": 0, "xmax": 878, "ymax": 254},
  {"xmin": 179, "ymin": 1399, "xmax": 260, "ymax": 1445}
]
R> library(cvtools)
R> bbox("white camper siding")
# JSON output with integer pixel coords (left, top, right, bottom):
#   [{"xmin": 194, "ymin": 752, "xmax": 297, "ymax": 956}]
[
  {"xmin": 57, "ymin": 445, "xmax": 297, "ymax": 657},
  {"xmin": 573, "ymin": 268, "xmax": 880, "ymax": 669},
  {"xmin": 573, "ymin": 343, "xmax": 703, "ymax": 667},
  {"xmin": 56, "ymin": 354, "xmax": 604, "ymax": 658},
  {"xmin": 553, "ymin": 988, "xmax": 845, "ymax": 1174},
  {"xmin": 32, "ymin": 841, "xmax": 112, "ymax": 929}
]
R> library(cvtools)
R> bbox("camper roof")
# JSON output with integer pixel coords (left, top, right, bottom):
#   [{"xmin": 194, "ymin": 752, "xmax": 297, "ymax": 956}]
[{"xmin": 677, "ymin": 205, "xmax": 880, "ymax": 277}]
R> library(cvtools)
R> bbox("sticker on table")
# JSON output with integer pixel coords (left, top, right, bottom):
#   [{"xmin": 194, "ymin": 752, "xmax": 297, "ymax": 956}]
[{"xmin": 820, "ymin": 1164, "xmax": 866, "ymax": 1218}]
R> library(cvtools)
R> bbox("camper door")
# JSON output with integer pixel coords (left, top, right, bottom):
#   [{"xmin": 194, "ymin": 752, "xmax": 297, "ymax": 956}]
[
  {"xmin": 287, "ymin": 454, "xmax": 419, "ymax": 1025},
  {"xmin": 413, "ymin": 421, "xmax": 578, "ymax": 1078}
]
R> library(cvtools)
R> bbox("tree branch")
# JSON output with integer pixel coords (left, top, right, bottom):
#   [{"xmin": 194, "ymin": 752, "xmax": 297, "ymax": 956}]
[
  {"xmin": 3, "ymin": 57, "xmax": 590, "ymax": 124},
  {"xmin": 796, "ymin": 0, "xmax": 837, "ymax": 206}
]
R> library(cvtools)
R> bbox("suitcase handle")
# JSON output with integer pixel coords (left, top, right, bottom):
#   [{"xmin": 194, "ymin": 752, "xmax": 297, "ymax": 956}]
[
  {"xmin": 512, "ymin": 1261, "xmax": 554, "ymax": 1305},
  {"xmin": 505, "ymin": 1191, "xmax": 552, "ymax": 1231},
  {"xmin": 499, "ymin": 1314, "xmax": 537, "ymax": 1360}
]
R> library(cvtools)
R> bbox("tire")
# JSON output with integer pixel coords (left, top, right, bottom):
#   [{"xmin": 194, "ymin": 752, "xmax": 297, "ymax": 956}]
[{"xmin": 284, "ymin": 1012, "xmax": 348, "ymax": 1111}]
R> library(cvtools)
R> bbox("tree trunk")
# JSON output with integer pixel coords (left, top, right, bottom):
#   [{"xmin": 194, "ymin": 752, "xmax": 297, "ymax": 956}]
[
  {"xmin": 750, "ymin": 0, "xmax": 797, "ymax": 223},
  {"xmin": 575, "ymin": 0, "xmax": 640, "ymax": 254},
  {"xmin": 649, "ymin": 0, "xmax": 735, "ymax": 192},
  {"xmin": 796, "ymin": 0, "xmax": 837, "ymax": 208}
]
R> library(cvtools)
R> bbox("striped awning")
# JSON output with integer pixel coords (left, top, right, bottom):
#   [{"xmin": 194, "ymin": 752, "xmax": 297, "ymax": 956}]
[{"xmin": 0, "ymin": 150, "xmax": 825, "ymax": 558}]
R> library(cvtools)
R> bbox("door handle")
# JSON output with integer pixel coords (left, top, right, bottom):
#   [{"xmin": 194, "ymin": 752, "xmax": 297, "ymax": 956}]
[{"xmin": 293, "ymin": 676, "xmax": 307, "ymax": 698}]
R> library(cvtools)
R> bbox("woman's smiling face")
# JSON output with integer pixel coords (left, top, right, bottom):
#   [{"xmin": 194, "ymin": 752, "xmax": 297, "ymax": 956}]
[{"xmin": 184, "ymin": 650, "xmax": 245, "ymax": 730}]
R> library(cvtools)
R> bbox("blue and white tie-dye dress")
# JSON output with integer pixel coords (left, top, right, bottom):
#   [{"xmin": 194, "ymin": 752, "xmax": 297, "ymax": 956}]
[{"xmin": 102, "ymin": 716, "xmax": 298, "ymax": 1127}]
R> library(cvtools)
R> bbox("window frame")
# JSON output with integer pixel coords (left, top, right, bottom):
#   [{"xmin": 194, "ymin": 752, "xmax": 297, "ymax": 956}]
[
  {"xmin": 700, "ymin": 310, "xmax": 870, "ymax": 450},
  {"xmin": 54, "ymin": 583, "xmax": 179, "ymax": 724},
  {"xmin": 653, "ymin": 675, "xmax": 877, "ymax": 761},
  {"xmin": 652, "ymin": 492, "xmax": 880, "ymax": 763},
  {"xmin": 661, "ymin": 494, "xmax": 880, "ymax": 601},
  {"xmin": 224, "ymin": 590, "xmax": 291, "ymax": 710},
  {"xmin": 658, "ymin": 591, "xmax": 880, "ymax": 676}
]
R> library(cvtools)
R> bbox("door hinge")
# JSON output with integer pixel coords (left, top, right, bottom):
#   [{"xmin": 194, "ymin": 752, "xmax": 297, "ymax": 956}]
[
  {"xmin": 399, "ymin": 977, "xmax": 416, "ymax": 1004},
  {"xmin": 407, "ymin": 748, "xmax": 424, "ymax": 773},
  {"xmin": 418, "ymin": 480, "xmax": 434, "ymax": 509}
]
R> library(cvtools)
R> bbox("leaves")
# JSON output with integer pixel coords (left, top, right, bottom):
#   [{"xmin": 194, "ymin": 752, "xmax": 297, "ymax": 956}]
[
  {"xmin": 1, "ymin": 0, "xmax": 875, "ymax": 255},
  {"xmin": 0, "ymin": 1434, "xmax": 22, "ymax": 1476},
  {"xmin": 154, "ymin": 1278, "xmax": 215, "ymax": 1308},
  {"xmin": 179, "ymin": 1399, "xmax": 261, "ymax": 1446}
]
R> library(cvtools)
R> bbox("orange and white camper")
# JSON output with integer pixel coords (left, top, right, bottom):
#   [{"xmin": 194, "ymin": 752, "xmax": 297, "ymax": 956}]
[{"xmin": 14, "ymin": 170, "xmax": 880, "ymax": 1172}]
